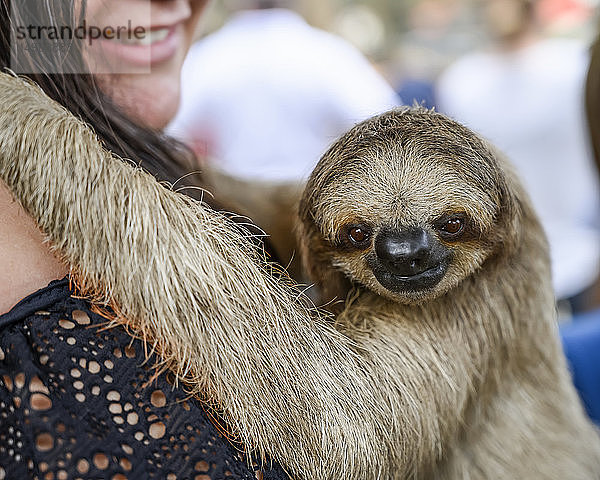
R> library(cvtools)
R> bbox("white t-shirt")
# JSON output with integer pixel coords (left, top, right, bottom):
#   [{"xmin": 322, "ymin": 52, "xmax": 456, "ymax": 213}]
[
  {"xmin": 437, "ymin": 39, "xmax": 600, "ymax": 299},
  {"xmin": 168, "ymin": 8, "xmax": 400, "ymax": 182}
]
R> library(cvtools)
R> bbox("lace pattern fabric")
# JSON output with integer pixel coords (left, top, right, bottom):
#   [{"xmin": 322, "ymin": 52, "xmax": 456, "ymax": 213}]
[{"xmin": 0, "ymin": 279, "xmax": 289, "ymax": 480}]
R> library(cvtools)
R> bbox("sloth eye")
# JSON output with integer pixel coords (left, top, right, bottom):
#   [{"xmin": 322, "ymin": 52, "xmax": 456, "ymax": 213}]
[
  {"xmin": 346, "ymin": 225, "xmax": 372, "ymax": 248},
  {"xmin": 436, "ymin": 214, "xmax": 466, "ymax": 239}
]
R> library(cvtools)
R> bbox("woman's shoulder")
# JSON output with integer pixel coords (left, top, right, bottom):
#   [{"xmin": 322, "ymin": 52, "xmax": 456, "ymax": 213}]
[{"xmin": 0, "ymin": 182, "xmax": 68, "ymax": 315}]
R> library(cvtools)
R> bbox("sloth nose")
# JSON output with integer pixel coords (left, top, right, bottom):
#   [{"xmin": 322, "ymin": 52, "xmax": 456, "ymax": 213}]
[{"xmin": 375, "ymin": 228, "xmax": 432, "ymax": 276}]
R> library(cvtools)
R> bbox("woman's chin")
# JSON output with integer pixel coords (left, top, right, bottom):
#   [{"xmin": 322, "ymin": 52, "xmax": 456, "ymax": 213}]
[{"xmin": 98, "ymin": 70, "xmax": 182, "ymax": 129}]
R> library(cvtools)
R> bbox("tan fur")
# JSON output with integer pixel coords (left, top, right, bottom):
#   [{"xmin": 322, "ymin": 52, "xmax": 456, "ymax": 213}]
[
  {"xmin": 2, "ymin": 71, "xmax": 599, "ymax": 479},
  {"xmin": 201, "ymin": 167, "xmax": 304, "ymax": 279},
  {"xmin": 0, "ymin": 72, "xmax": 423, "ymax": 480},
  {"xmin": 298, "ymin": 108, "xmax": 600, "ymax": 478}
]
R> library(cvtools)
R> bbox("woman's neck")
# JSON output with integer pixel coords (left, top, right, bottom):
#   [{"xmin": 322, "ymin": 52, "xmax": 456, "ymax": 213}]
[{"xmin": 0, "ymin": 181, "xmax": 68, "ymax": 314}]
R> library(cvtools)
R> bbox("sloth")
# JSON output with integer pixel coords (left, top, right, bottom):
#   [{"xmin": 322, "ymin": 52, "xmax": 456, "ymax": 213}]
[
  {"xmin": 3, "ymin": 72, "xmax": 600, "ymax": 479},
  {"xmin": 297, "ymin": 108, "xmax": 600, "ymax": 478}
]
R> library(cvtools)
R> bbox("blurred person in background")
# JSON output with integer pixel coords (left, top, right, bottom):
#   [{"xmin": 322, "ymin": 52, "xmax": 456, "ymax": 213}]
[
  {"xmin": 436, "ymin": 0, "xmax": 600, "ymax": 313},
  {"xmin": 167, "ymin": 0, "xmax": 400, "ymax": 182},
  {"xmin": 584, "ymin": 18, "xmax": 600, "ymax": 311},
  {"xmin": 586, "ymin": 19, "xmax": 600, "ymax": 185}
]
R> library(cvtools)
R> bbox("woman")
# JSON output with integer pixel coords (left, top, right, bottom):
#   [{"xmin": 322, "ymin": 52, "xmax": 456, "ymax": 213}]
[
  {"xmin": 1, "ymin": 0, "xmax": 206, "ymax": 312},
  {"xmin": 0, "ymin": 1, "xmax": 293, "ymax": 478}
]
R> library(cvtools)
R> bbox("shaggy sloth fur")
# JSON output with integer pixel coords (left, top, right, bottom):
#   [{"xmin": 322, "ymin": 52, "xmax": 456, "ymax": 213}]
[
  {"xmin": 0, "ymin": 73, "xmax": 385, "ymax": 479},
  {"xmin": 297, "ymin": 108, "xmax": 600, "ymax": 478},
  {"xmin": 1, "ymin": 72, "xmax": 599, "ymax": 478}
]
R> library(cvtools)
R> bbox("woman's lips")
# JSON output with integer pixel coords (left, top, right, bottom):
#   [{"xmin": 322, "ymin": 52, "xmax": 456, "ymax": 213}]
[{"xmin": 91, "ymin": 23, "xmax": 183, "ymax": 70}]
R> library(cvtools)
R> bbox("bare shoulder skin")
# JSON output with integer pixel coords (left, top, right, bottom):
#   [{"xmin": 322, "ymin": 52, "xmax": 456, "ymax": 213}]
[{"xmin": 0, "ymin": 181, "xmax": 67, "ymax": 314}]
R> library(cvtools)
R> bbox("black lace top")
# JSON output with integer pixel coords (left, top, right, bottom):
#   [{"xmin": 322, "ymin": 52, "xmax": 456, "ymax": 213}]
[{"xmin": 0, "ymin": 278, "xmax": 290, "ymax": 480}]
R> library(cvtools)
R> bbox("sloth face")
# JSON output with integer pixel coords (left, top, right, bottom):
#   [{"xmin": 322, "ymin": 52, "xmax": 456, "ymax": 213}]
[
  {"xmin": 332, "ymin": 208, "xmax": 490, "ymax": 304},
  {"xmin": 346, "ymin": 222, "xmax": 457, "ymax": 294},
  {"xmin": 300, "ymin": 109, "xmax": 516, "ymax": 304}
]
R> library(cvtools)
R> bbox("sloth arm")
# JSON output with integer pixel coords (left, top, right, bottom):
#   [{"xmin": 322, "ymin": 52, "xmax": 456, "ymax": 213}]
[{"xmin": 0, "ymin": 73, "xmax": 400, "ymax": 479}]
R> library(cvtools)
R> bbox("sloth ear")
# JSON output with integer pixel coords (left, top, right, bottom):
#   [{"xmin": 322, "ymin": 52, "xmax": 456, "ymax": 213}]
[{"xmin": 295, "ymin": 216, "xmax": 352, "ymax": 307}]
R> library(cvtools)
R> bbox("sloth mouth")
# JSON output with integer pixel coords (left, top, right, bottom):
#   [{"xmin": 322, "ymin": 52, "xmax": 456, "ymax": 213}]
[{"xmin": 372, "ymin": 261, "xmax": 448, "ymax": 293}]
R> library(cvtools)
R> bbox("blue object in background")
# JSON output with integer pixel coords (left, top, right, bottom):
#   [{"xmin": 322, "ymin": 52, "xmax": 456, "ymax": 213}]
[
  {"xmin": 396, "ymin": 79, "xmax": 436, "ymax": 110},
  {"xmin": 560, "ymin": 309, "xmax": 600, "ymax": 424}
]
